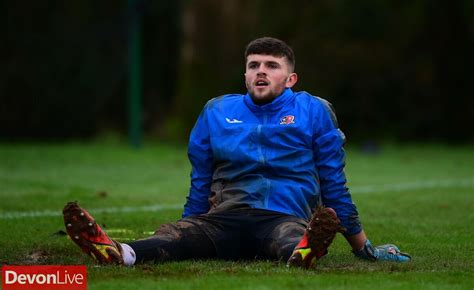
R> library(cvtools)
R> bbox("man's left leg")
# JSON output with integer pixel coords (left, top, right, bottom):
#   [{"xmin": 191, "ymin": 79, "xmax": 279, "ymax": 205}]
[
  {"xmin": 287, "ymin": 207, "xmax": 345, "ymax": 268},
  {"xmin": 255, "ymin": 207, "xmax": 344, "ymax": 268},
  {"xmin": 254, "ymin": 214, "xmax": 307, "ymax": 262}
]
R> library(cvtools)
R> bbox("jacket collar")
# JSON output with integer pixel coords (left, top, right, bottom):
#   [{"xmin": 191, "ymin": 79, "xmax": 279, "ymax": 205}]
[{"xmin": 244, "ymin": 88, "xmax": 295, "ymax": 113}]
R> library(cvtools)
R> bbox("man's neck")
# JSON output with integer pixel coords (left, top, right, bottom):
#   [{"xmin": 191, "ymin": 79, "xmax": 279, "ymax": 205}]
[{"xmin": 251, "ymin": 96, "xmax": 277, "ymax": 106}]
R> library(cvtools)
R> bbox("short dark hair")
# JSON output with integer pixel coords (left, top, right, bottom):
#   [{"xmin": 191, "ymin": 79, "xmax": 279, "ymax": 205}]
[{"xmin": 245, "ymin": 37, "xmax": 295, "ymax": 71}]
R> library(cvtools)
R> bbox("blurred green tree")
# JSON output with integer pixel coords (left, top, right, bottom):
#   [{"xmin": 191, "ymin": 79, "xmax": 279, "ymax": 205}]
[{"xmin": 1, "ymin": 0, "xmax": 472, "ymax": 142}]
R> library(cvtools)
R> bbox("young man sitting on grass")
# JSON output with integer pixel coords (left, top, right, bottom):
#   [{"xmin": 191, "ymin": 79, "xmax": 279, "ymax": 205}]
[{"xmin": 63, "ymin": 37, "xmax": 411, "ymax": 268}]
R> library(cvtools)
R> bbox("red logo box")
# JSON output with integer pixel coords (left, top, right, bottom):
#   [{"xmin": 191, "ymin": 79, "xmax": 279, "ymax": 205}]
[{"xmin": 2, "ymin": 265, "xmax": 87, "ymax": 290}]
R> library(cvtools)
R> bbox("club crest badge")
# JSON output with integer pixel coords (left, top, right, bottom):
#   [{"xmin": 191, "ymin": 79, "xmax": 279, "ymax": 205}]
[{"xmin": 280, "ymin": 115, "xmax": 295, "ymax": 125}]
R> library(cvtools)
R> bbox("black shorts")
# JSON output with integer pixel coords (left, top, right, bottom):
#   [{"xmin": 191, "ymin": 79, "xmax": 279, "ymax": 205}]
[{"xmin": 128, "ymin": 207, "xmax": 308, "ymax": 263}]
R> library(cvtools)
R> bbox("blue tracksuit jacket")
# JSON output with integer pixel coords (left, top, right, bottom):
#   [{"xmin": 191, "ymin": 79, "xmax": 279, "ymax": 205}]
[{"xmin": 183, "ymin": 88, "xmax": 362, "ymax": 235}]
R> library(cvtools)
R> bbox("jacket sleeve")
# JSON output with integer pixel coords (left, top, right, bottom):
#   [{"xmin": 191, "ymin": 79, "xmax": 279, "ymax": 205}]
[
  {"xmin": 182, "ymin": 104, "xmax": 214, "ymax": 217},
  {"xmin": 312, "ymin": 98, "xmax": 362, "ymax": 236}
]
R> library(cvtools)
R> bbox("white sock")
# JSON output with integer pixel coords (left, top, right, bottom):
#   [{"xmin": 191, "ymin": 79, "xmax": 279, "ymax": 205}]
[{"xmin": 120, "ymin": 243, "xmax": 136, "ymax": 266}]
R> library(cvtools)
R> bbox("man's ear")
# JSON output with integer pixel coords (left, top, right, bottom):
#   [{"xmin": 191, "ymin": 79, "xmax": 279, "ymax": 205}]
[
  {"xmin": 286, "ymin": 73, "xmax": 298, "ymax": 88},
  {"xmin": 244, "ymin": 73, "xmax": 249, "ymax": 89}
]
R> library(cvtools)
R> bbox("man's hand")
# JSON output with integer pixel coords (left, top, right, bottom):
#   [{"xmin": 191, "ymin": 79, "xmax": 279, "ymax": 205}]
[{"xmin": 353, "ymin": 239, "xmax": 411, "ymax": 262}]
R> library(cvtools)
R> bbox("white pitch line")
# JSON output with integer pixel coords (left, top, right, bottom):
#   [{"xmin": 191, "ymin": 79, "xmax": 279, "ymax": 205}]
[
  {"xmin": 0, "ymin": 204, "xmax": 183, "ymax": 220},
  {"xmin": 1, "ymin": 178, "xmax": 472, "ymax": 220},
  {"xmin": 350, "ymin": 178, "xmax": 474, "ymax": 194}
]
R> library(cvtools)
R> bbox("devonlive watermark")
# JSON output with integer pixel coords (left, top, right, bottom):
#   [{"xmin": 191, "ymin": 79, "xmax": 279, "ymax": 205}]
[{"xmin": 1, "ymin": 265, "xmax": 87, "ymax": 290}]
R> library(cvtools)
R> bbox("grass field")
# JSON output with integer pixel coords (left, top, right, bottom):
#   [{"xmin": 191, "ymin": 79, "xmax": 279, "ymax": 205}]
[{"xmin": 1, "ymin": 141, "xmax": 473, "ymax": 289}]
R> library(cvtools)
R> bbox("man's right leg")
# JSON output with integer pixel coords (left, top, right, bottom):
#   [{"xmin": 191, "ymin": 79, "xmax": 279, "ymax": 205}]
[
  {"xmin": 63, "ymin": 202, "xmax": 216, "ymax": 265},
  {"xmin": 127, "ymin": 219, "xmax": 216, "ymax": 263},
  {"xmin": 63, "ymin": 202, "xmax": 124, "ymax": 264}
]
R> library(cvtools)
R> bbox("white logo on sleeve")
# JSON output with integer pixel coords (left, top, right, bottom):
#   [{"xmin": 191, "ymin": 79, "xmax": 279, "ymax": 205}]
[{"xmin": 226, "ymin": 118, "xmax": 243, "ymax": 124}]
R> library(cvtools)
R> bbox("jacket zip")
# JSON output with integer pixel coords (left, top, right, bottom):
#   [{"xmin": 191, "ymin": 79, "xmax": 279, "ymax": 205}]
[
  {"xmin": 260, "ymin": 114, "xmax": 270, "ymax": 206},
  {"xmin": 257, "ymin": 114, "xmax": 268, "ymax": 165}
]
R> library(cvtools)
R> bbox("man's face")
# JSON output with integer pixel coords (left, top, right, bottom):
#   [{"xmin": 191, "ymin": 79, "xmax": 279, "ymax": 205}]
[{"xmin": 245, "ymin": 54, "xmax": 298, "ymax": 104}]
